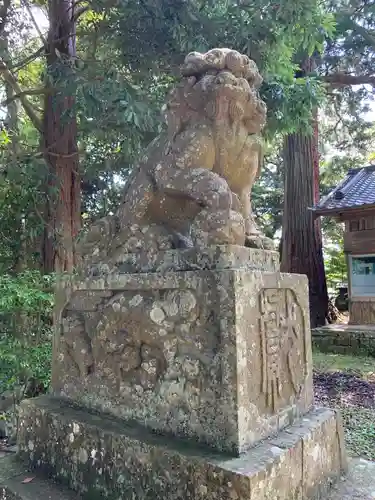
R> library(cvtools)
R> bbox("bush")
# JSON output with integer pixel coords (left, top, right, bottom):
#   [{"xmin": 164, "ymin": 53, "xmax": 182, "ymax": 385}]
[
  {"xmin": 0, "ymin": 270, "xmax": 54, "ymax": 394},
  {"xmin": 0, "ymin": 335, "xmax": 52, "ymax": 395},
  {"xmin": 0, "ymin": 270, "xmax": 54, "ymax": 338}
]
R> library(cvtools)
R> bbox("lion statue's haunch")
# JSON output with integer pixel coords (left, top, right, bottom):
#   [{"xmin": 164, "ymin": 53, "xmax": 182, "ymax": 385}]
[{"xmin": 79, "ymin": 48, "xmax": 273, "ymax": 268}]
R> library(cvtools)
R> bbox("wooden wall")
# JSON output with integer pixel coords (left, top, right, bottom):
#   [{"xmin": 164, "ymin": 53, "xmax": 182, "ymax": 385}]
[
  {"xmin": 344, "ymin": 213, "xmax": 375, "ymax": 254},
  {"xmin": 343, "ymin": 211, "xmax": 375, "ymax": 324},
  {"xmin": 349, "ymin": 299, "xmax": 375, "ymax": 325}
]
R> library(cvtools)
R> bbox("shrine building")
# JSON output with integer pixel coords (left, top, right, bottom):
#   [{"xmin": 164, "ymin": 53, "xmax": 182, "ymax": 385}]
[{"xmin": 313, "ymin": 165, "xmax": 375, "ymax": 325}]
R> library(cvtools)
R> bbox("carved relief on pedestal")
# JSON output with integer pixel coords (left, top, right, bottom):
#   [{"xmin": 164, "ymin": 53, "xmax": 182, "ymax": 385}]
[
  {"xmin": 258, "ymin": 288, "xmax": 307, "ymax": 412},
  {"xmin": 92, "ymin": 292, "xmax": 169, "ymax": 391},
  {"xmin": 60, "ymin": 312, "xmax": 94, "ymax": 378},
  {"xmin": 59, "ymin": 288, "xmax": 201, "ymax": 393}
]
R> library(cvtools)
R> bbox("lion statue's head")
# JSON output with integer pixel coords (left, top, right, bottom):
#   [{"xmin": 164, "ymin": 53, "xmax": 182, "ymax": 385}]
[{"xmin": 164, "ymin": 48, "xmax": 267, "ymax": 141}]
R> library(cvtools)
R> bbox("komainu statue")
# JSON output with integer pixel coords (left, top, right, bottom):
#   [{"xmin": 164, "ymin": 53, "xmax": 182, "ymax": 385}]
[{"xmin": 79, "ymin": 48, "xmax": 273, "ymax": 270}]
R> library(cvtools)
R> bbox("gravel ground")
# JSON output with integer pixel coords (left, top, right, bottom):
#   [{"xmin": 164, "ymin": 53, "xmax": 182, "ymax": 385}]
[
  {"xmin": 314, "ymin": 369, "xmax": 375, "ymax": 460},
  {"xmin": 314, "ymin": 371, "xmax": 375, "ymax": 409}
]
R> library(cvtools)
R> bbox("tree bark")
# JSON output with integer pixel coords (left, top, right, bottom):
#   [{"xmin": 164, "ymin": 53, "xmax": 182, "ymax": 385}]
[
  {"xmin": 323, "ymin": 73, "xmax": 375, "ymax": 88},
  {"xmin": 281, "ymin": 56, "xmax": 329, "ymax": 328},
  {"xmin": 281, "ymin": 130, "xmax": 328, "ymax": 328},
  {"xmin": 42, "ymin": 0, "xmax": 81, "ymax": 274},
  {"xmin": 0, "ymin": 23, "xmax": 26, "ymax": 273}
]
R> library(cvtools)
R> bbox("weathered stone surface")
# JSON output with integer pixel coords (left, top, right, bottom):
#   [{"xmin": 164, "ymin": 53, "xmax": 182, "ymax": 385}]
[
  {"xmin": 8, "ymin": 453, "xmax": 375, "ymax": 500},
  {"xmin": 0, "ymin": 387, "xmax": 24, "ymax": 443},
  {"xmin": 77, "ymin": 48, "xmax": 273, "ymax": 278},
  {"xmin": 86, "ymin": 245, "xmax": 279, "ymax": 276},
  {"xmin": 312, "ymin": 324, "xmax": 375, "ymax": 357},
  {"xmin": 17, "ymin": 397, "xmax": 347, "ymax": 500},
  {"xmin": 54, "ymin": 266, "xmax": 312, "ymax": 455}
]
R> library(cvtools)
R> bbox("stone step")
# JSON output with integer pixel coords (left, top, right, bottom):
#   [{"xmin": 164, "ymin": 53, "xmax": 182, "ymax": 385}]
[
  {"xmin": 16, "ymin": 396, "xmax": 347, "ymax": 500},
  {"xmin": 2, "ymin": 449, "xmax": 374, "ymax": 499},
  {"xmin": 0, "ymin": 455, "xmax": 81, "ymax": 500}
]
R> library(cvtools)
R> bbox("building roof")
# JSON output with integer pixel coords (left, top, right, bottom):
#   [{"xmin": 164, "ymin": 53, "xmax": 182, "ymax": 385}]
[{"xmin": 314, "ymin": 165, "xmax": 375, "ymax": 216}]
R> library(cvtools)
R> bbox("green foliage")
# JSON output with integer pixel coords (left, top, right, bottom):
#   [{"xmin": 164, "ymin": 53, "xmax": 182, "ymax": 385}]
[
  {"xmin": 0, "ymin": 335, "xmax": 52, "ymax": 393},
  {"xmin": 96, "ymin": 0, "xmax": 333, "ymax": 136},
  {"xmin": 0, "ymin": 270, "xmax": 54, "ymax": 340},
  {"xmin": 0, "ymin": 270, "xmax": 53, "ymax": 393},
  {"xmin": 324, "ymin": 246, "xmax": 347, "ymax": 290},
  {"xmin": 253, "ymin": 137, "xmax": 284, "ymax": 239},
  {"xmin": 0, "ymin": 97, "xmax": 45, "ymax": 272},
  {"xmin": 321, "ymin": 220, "xmax": 347, "ymax": 294},
  {"xmin": 0, "ymin": 130, "xmax": 10, "ymax": 146},
  {"xmin": 263, "ymin": 76, "xmax": 326, "ymax": 136},
  {"xmin": 0, "ymin": 173, "xmax": 43, "ymax": 273},
  {"xmin": 325, "ymin": 0, "xmax": 375, "ymax": 83},
  {"xmin": 0, "ymin": 271, "xmax": 53, "ymax": 321}
]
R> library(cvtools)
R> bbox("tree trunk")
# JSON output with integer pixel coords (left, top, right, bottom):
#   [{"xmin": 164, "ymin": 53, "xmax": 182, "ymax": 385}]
[
  {"xmin": 42, "ymin": 0, "xmax": 81, "ymax": 274},
  {"xmin": 281, "ymin": 130, "xmax": 328, "ymax": 327},
  {"xmin": 1, "ymin": 28, "xmax": 25, "ymax": 273}
]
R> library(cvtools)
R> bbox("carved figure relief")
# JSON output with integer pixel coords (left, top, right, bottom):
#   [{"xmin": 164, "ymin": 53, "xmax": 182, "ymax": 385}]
[
  {"xmin": 258, "ymin": 289, "xmax": 306, "ymax": 412},
  {"xmin": 60, "ymin": 288, "xmax": 201, "ymax": 393},
  {"xmin": 60, "ymin": 312, "xmax": 94, "ymax": 378}
]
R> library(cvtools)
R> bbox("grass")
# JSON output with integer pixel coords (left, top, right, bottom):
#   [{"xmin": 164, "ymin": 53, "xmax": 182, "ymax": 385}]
[
  {"xmin": 313, "ymin": 351, "xmax": 375, "ymax": 381},
  {"xmin": 313, "ymin": 350, "xmax": 375, "ymax": 461},
  {"xmin": 341, "ymin": 407, "xmax": 375, "ymax": 460}
]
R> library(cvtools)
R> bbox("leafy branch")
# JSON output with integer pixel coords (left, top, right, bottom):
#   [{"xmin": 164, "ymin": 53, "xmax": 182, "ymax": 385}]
[
  {"xmin": 0, "ymin": 60, "xmax": 43, "ymax": 132},
  {"xmin": 1, "ymin": 88, "xmax": 48, "ymax": 107}
]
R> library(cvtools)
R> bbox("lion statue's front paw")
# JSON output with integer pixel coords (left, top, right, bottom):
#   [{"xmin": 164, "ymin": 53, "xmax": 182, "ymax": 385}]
[{"xmin": 245, "ymin": 233, "xmax": 274, "ymax": 250}]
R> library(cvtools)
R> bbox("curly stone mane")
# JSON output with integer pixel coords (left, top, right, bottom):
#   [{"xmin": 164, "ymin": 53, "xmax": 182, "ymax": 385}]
[{"xmin": 164, "ymin": 48, "xmax": 267, "ymax": 141}]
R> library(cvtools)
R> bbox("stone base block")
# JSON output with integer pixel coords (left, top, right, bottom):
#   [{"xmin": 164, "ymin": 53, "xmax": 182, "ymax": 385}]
[
  {"xmin": 55, "ymin": 266, "xmax": 313, "ymax": 455},
  {"xmin": 312, "ymin": 324, "xmax": 375, "ymax": 357},
  {"xmin": 17, "ymin": 397, "xmax": 347, "ymax": 500}
]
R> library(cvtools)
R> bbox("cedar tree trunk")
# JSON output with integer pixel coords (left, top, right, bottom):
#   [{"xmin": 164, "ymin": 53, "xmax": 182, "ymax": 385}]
[
  {"xmin": 281, "ymin": 127, "xmax": 328, "ymax": 328},
  {"xmin": 42, "ymin": 0, "xmax": 81, "ymax": 274}
]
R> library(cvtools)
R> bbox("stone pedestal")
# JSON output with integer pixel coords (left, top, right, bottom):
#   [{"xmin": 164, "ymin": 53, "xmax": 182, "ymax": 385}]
[{"xmin": 17, "ymin": 246, "xmax": 347, "ymax": 499}]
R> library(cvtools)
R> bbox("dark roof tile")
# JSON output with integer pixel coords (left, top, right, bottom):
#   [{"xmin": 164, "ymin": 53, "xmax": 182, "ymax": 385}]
[{"xmin": 314, "ymin": 165, "xmax": 375, "ymax": 213}]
